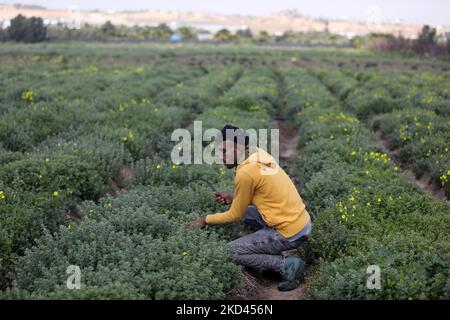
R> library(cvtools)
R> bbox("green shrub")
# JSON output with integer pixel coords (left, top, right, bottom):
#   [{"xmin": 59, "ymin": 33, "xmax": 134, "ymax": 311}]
[
  {"xmin": 0, "ymin": 154, "xmax": 107, "ymax": 200},
  {"xmin": 4, "ymin": 188, "xmax": 241, "ymax": 299}
]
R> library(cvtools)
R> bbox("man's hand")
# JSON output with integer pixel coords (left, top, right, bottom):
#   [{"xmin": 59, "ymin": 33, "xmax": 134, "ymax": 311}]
[
  {"xmin": 186, "ymin": 216, "xmax": 207, "ymax": 229},
  {"xmin": 214, "ymin": 192, "xmax": 233, "ymax": 205}
]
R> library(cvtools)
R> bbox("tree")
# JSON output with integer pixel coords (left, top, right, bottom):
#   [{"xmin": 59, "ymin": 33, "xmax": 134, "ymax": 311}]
[
  {"xmin": 416, "ymin": 25, "xmax": 437, "ymax": 54},
  {"xmin": 258, "ymin": 30, "xmax": 270, "ymax": 42},
  {"xmin": 417, "ymin": 25, "xmax": 436, "ymax": 46},
  {"xmin": 214, "ymin": 29, "xmax": 235, "ymax": 41},
  {"xmin": 177, "ymin": 27, "xmax": 196, "ymax": 40},
  {"xmin": 101, "ymin": 20, "xmax": 116, "ymax": 36},
  {"xmin": 277, "ymin": 30, "xmax": 296, "ymax": 42},
  {"xmin": 155, "ymin": 23, "xmax": 173, "ymax": 39},
  {"xmin": 27, "ymin": 17, "xmax": 46, "ymax": 42},
  {"xmin": 8, "ymin": 14, "xmax": 46, "ymax": 43},
  {"xmin": 7, "ymin": 14, "xmax": 27, "ymax": 42},
  {"xmin": 236, "ymin": 28, "xmax": 253, "ymax": 40}
]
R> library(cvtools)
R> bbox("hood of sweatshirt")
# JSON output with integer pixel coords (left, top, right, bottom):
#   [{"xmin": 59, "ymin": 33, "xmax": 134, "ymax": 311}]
[{"xmin": 237, "ymin": 147, "xmax": 278, "ymax": 170}]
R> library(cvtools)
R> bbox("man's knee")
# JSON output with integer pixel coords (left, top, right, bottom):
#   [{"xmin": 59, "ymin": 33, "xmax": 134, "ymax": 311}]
[
  {"xmin": 226, "ymin": 240, "xmax": 241, "ymax": 262},
  {"xmin": 226, "ymin": 235, "xmax": 253, "ymax": 257}
]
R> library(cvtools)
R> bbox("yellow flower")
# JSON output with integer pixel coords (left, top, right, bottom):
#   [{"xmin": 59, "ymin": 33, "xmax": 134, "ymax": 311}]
[
  {"xmin": 440, "ymin": 174, "xmax": 448, "ymax": 185},
  {"xmin": 53, "ymin": 191, "xmax": 59, "ymax": 197},
  {"xmin": 351, "ymin": 151, "xmax": 357, "ymax": 156},
  {"xmin": 0, "ymin": 191, "xmax": 5, "ymax": 200},
  {"xmin": 172, "ymin": 164, "xmax": 177, "ymax": 169},
  {"xmin": 156, "ymin": 164, "xmax": 161, "ymax": 169},
  {"xmin": 181, "ymin": 251, "xmax": 188, "ymax": 256},
  {"xmin": 122, "ymin": 130, "xmax": 134, "ymax": 142},
  {"xmin": 377, "ymin": 198, "xmax": 382, "ymax": 203},
  {"xmin": 21, "ymin": 90, "xmax": 34, "ymax": 102}
]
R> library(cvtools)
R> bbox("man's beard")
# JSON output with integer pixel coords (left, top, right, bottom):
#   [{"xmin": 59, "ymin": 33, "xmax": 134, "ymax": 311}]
[
  {"xmin": 223, "ymin": 154, "xmax": 238, "ymax": 169},
  {"xmin": 224, "ymin": 162, "xmax": 236, "ymax": 169},
  {"xmin": 223, "ymin": 148, "xmax": 248, "ymax": 169}
]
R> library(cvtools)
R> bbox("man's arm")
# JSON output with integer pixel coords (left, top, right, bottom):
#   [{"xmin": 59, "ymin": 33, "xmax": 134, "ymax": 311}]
[
  {"xmin": 186, "ymin": 215, "xmax": 207, "ymax": 228},
  {"xmin": 205, "ymin": 172, "xmax": 254, "ymax": 224}
]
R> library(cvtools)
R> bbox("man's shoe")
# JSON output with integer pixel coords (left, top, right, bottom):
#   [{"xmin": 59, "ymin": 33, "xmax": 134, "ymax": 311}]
[{"xmin": 278, "ymin": 257, "xmax": 305, "ymax": 292}]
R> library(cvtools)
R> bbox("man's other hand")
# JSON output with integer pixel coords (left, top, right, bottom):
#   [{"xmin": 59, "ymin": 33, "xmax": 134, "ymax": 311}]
[
  {"xmin": 214, "ymin": 192, "xmax": 233, "ymax": 205},
  {"xmin": 186, "ymin": 216, "xmax": 207, "ymax": 229}
]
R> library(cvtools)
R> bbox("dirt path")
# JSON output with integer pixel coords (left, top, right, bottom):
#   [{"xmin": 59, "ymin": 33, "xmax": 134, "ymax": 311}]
[
  {"xmin": 277, "ymin": 120, "xmax": 300, "ymax": 162},
  {"xmin": 227, "ymin": 266, "xmax": 306, "ymax": 300}
]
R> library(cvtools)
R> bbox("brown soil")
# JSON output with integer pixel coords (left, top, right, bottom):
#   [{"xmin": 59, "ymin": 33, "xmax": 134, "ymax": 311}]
[
  {"xmin": 228, "ymin": 268, "xmax": 305, "ymax": 300},
  {"xmin": 276, "ymin": 120, "xmax": 300, "ymax": 161}
]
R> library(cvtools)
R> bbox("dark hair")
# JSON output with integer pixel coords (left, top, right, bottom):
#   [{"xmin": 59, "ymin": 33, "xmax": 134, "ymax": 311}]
[{"xmin": 220, "ymin": 124, "xmax": 249, "ymax": 147}]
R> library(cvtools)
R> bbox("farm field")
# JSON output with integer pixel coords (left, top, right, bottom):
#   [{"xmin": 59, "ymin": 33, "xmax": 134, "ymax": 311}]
[{"xmin": 0, "ymin": 42, "xmax": 449, "ymax": 300}]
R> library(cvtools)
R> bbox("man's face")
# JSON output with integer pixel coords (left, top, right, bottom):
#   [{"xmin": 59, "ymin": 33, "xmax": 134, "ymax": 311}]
[{"xmin": 218, "ymin": 140, "xmax": 238, "ymax": 169}]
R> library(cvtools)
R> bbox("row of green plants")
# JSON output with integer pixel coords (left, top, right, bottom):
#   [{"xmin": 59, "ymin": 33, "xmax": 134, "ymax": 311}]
[
  {"xmin": 218, "ymin": 67, "xmax": 279, "ymax": 116},
  {"xmin": 0, "ymin": 62, "xmax": 206, "ymax": 109},
  {"xmin": 285, "ymin": 69, "xmax": 450, "ymax": 299},
  {"xmin": 0, "ymin": 59, "xmax": 223, "ymax": 290},
  {"xmin": 0, "ymin": 133, "xmax": 132, "ymax": 288},
  {"xmin": 312, "ymin": 66, "xmax": 450, "ymax": 199},
  {"xmin": 370, "ymin": 109, "xmax": 450, "ymax": 198},
  {"xmin": 0, "ymin": 63, "xmax": 207, "ymax": 152},
  {"xmin": 1, "ymin": 54, "xmax": 279, "ymax": 297},
  {"xmin": 192, "ymin": 67, "xmax": 276, "ymax": 135},
  {"xmin": 155, "ymin": 66, "xmax": 242, "ymax": 111},
  {"xmin": 2, "ymin": 186, "xmax": 241, "ymax": 299},
  {"xmin": 342, "ymin": 67, "xmax": 450, "ymax": 117},
  {"xmin": 281, "ymin": 68, "xmax": 336, "ymax": 117},
  {"xmin": 1, "ymin": 94, "xmax": 276, "ymax": 299}
]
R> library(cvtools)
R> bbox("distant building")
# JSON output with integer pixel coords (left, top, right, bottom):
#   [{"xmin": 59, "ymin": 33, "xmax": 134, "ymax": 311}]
[{"xmin": 197, "ymin": 33, "xmax": 214, "ymax": 41}]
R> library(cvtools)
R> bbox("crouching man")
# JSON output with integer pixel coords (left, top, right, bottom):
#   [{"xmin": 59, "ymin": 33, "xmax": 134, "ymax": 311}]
[{"xmin": 188, "ymin": 124, "xmax": 312, "ymax": 291}]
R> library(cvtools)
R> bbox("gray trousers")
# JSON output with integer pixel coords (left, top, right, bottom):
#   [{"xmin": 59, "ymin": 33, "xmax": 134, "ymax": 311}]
[{"xmin": 226, "ymin": 205, "xmax": 306, "ymax": 276}]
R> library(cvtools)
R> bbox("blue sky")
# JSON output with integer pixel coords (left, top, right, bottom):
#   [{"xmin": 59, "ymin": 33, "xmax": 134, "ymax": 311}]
[{"xmin": 3, "ymin": 0, "xmax": 450, "ymax": 25}]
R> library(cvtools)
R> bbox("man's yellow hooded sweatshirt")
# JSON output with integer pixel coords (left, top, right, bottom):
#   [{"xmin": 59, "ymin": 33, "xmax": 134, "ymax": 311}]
[{"xmin": 206, "ymin": 148, "xmax": 310, "ymax": 238}]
